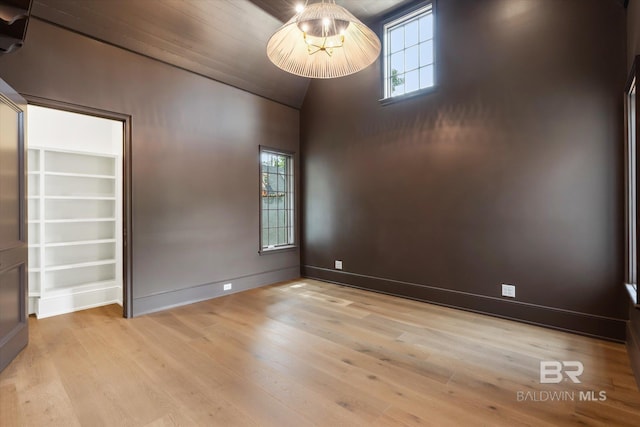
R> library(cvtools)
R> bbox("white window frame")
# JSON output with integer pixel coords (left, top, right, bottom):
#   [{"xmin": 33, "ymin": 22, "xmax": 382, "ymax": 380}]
[
  {"xmin": 259, "ymin": 146, "xmax": 296, "ymax": 253},
  {"xmin": 382, "ymin": 2, "xmax": 435, "ymax": 101},
  {"xmin": 626, "ymin": 56, "xmax": 639, "ymax": 306}
]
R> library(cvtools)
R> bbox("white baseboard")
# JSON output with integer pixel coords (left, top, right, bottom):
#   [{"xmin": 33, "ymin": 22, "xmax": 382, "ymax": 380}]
[{"xmin": 34, "ymin": 283, "xmax": 122, "ymax": 319}]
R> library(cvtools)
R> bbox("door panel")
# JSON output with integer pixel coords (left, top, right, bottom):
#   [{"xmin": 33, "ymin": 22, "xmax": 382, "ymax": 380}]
[
  {"xmin": 0, "ymin": 101, "xmax": 20, "ymax": 242},
  {"xmin": 0, "ymin": 268, "xmax": 22, "ymax": 337},
  {"xmin": 0, "ymin": 78, "xmax": 27, "ymax": 373}
]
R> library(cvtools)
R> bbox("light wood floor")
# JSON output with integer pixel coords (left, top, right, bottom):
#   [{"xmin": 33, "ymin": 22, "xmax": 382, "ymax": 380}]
[{"xmin": 1, "ymin": 279, "xmax": 640, "ymax": 426}]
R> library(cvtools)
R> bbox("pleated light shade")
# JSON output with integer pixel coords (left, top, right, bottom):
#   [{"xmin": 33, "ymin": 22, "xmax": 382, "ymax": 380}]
[{"xmin": 267, "ymin": 1, "xmax": 381, "ymax": 79}]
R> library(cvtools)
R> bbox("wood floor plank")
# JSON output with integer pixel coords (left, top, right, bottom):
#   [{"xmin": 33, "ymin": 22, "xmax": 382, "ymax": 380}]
[
  {"xmin": 0, "ymin": 382, "xmax": 22, "ymax": 426},
  {"xmin": 1, "ymin": 278, "xmax": 639, "ymax": 426},
  {"xmin": 199, "ymin": 318, "xmax": 391, "ymax": 424},
  {"xmin": 71, "ymin": 326, "xmax": 170, "ymax": 425},
  {"xmin": 190, "ymin": 335, "xmax": 372, "ymax": 427},
  {"xmin": 3, "ymin": 319, "xmax": 81, "ymax": 426},
  {"xmin": 95, "ymin": 316, "xmax": 258, "ymax": 426}
]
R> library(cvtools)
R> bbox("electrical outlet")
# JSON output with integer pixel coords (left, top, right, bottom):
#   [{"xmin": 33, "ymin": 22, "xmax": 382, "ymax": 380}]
[
  {"xmin": 223, "ymin": 283, "xmax": 232, "ymax": 291},
  {"xmin": 501, "ymin": 284, "xmax": 516, "ymax": 298},
  {"xmin": 335, "ymin": 260, "xmax": 343, "ymax": 270}
]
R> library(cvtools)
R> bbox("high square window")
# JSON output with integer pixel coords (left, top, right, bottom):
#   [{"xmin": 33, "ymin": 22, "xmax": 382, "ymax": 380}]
[{"xmin": 383, "ymin": 3, "xmax": 435, "ymax": 100}]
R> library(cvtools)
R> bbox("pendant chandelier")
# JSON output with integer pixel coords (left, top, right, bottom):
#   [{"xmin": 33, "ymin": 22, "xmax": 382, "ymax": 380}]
[{"xmin": 266, "ymin": 0, "xmax": 381, "ymax": 79}]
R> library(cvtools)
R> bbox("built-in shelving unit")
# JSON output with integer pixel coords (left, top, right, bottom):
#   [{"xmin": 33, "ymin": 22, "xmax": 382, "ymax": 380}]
[{"xmin": 28, "ymin": 147, "xmax": 122, "ymax": 318}]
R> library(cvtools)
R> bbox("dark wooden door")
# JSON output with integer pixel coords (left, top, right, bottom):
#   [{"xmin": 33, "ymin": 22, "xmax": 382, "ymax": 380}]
[{"xmin": 0, "ymin": 78, "xmax": 27, "ymax": 373}]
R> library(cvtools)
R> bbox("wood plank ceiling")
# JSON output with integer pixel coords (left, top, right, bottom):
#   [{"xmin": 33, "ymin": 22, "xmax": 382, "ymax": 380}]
[
  {"xmin": 247, "ymin": 0, "xmax": 414, "ymax": 23},
  {"xmin": 31, "ymin": 0, "xmax": 411, "ymax": 108}
]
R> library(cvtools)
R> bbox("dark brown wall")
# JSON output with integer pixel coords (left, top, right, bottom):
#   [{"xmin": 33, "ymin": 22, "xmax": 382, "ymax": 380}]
[
  {"xmin": 629, "ymin": 0, "xmax": 640, "ymax": 68},
  {"xmin": 301, "ymin": 0, "xmax": 628, "ymax": 340},
  {"xmin": 0, "ymin": 19, "xmax": 300, "ymax": 315},
  {"xmin": 627, "ymin": 0, "xmax": 640, "ymax": 387}
]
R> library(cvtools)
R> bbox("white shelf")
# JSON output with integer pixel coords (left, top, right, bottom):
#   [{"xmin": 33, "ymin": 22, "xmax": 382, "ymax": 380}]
[
  {"xmin": 44, "ymin": 280, "xmax": 118, "ymax": 297},
  {"xmin": 28, "ymin": 268, "xmax": 41, "ymax": 272},
  {"xmin": 45, "ymin": 150, "xmax": 116, "ymax": 174},
  {"xmin": 45, "ymin": 239, "xmax": 116, "ymax": 248},
  {"xmin": 44, "ymin": 173, "xmax": 115, "ymax": 198},
  {"xmin": 45, "ymin": 262, "xmax": 116, "ymax": 290},
  {"xmin": 44, "ymin": 222, "xmax": 115, "ymax": 244},
  {"xmin": 44, "ymin": 171, "xmax": 116, "ymax": 179},
  {"xmin": 43, "ymin": 196, "xmax": 116, "ymax": 200},
  {"xmin": 45, "ymin": 259, "xmax": 116, "ymax": 272},
  {"xmin": 44, "ymin": 218, "xmax": 115, "ymax": 224}
]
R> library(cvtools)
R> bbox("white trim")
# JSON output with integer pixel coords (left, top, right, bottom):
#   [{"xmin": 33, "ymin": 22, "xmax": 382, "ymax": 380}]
[
  {"xmin": 36, "ymin": 282, "xmax": 121, "ymax": 319},
  {"xmin": 385, "ymin": 3, "xmax": 433, "ymax": 30},
  {"xmin": 383, "ymin": 2, "xmax": 434, "ymax": 99},
  {"xmin": 626, "ymin": 75, "xmax": 637, "ymax": 304},
  {"xmin": 626, "ymin": 283, "xmax": 639, "ymax": 306}
]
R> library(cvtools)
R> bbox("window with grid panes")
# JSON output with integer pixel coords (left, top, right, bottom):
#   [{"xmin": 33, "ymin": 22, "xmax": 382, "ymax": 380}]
[
  {"xmin": 260, "ymin": 148, "xmax": 295, "ymax": 251},
  {"xmin": 383, "ymin": 3, "xmax": 434, "ymax": 99}
]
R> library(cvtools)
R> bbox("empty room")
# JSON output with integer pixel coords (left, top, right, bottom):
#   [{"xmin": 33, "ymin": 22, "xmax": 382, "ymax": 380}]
[{"xmin": 1, "ymin": 0, "xmax": 640, "ymax": 425}]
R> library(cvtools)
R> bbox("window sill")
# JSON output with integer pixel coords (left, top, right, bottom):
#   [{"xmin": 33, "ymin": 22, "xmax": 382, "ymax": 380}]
[
  {"xmin": 379, "ymin": 86, "xmax": 437, "ymax": 106},
  {"xmin": 626, "ymin": 283, "xmax": 640, "ymax": 308},
  {"xmin": 259, "ymin": 245, "xmax": 297, "ymax": 255}
]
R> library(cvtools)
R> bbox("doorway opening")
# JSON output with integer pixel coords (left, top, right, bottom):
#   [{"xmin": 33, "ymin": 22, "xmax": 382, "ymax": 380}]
[{"xmin": 26, "ymin": 102, "xmax": 131, "ymax": 318}]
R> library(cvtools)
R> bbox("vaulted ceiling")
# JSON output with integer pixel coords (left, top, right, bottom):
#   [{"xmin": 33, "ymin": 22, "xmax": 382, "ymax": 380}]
[{"xmin": 31, "ymin": 0, "xmax": 412, "ymax": 108}]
